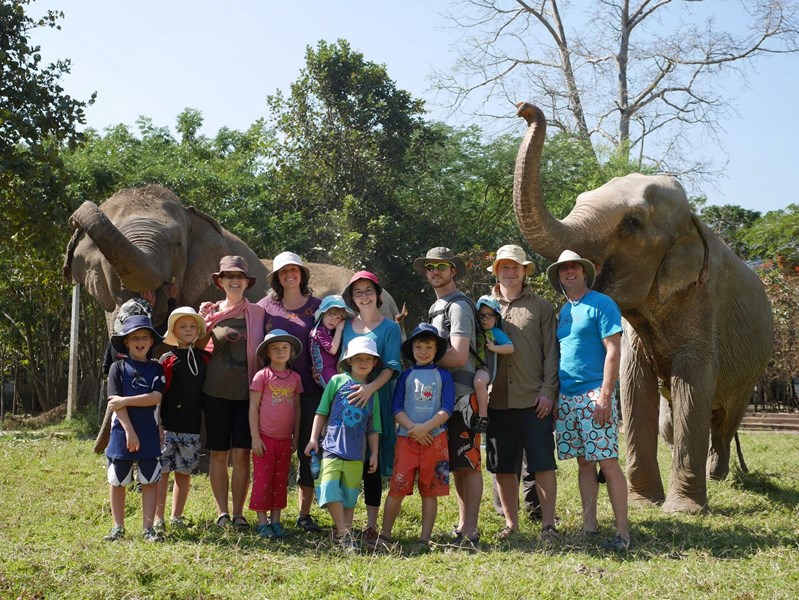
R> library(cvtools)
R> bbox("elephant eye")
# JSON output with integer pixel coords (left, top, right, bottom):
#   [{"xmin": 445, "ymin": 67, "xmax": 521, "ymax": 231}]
[{"xmin": 622, "ymin": 214, "xmax": 644, "ymax": 233}]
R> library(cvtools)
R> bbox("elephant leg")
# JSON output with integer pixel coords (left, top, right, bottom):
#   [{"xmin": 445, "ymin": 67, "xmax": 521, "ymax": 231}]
[
  {"xmin": 619, "ymin": 326, "xmax": 665, "ymax": 505},
  {"xmin": 658, "ymin": 394, "xmax": 673, "ymax": 447},
  {"xmin": 707, "ymin": 388, "xmax": 751, "ymax": 480},
  {"xmin": 663, "ymin": 364, "xmax": 715, "ymax": 514}
]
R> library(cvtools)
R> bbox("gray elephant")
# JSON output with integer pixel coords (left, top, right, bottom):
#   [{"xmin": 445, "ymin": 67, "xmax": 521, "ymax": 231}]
[{"xmin": 513, "ymin": 102, "xmax": 773, "ymax": 513}]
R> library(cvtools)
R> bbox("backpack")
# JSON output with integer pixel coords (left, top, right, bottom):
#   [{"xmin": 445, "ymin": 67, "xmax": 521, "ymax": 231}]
[{"xmin": 427, "ymin": 291, "xmax": 488, "ymax": 371}]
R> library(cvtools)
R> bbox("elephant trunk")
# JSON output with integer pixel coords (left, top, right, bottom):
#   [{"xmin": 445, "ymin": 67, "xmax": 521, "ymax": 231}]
[{"xmin": 69, "ymin": 201, "xmax": 168, "ymax": 293}]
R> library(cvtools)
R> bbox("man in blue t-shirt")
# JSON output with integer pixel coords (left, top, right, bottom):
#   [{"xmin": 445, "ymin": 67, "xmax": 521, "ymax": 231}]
[{"xmin": 547, "ymin": 250, "xmax": 631, "ymax": 552}]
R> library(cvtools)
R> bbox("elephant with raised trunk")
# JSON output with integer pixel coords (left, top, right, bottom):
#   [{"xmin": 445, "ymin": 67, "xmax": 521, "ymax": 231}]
[{"xmin": 514, "ymin": 102, "xmax": 772, "ymax": 514}]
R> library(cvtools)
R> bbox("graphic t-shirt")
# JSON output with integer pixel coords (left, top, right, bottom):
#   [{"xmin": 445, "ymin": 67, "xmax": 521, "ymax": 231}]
[
  {"xmin": 250, "ymin": 366, "xmax": 304, "ymax": 439},
  {"xmin": 317, "ymin": 373, "xmax": 381, "ymax": 462}
]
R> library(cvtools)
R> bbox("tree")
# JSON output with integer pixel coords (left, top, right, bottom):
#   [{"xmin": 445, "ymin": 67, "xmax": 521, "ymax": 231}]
[
  {"xmin": 742, "ymin": 204, "xmax": 799, "ymax": 269},
  {"xmin": 698, "ymin": 203, "xmax": 761, "ymax": 258},
  {"xmin": 433, "ymin": 0, "xmax": 799, "ymax": 180}
]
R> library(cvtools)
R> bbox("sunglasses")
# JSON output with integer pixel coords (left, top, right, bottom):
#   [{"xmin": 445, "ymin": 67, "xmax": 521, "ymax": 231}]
[
  {"xmin": 425, "ymin": 262, "xmax": 452, "ymax": 272},
  {"xmin": 478, "ymin": 312, "xmax": 497, "ymax": 321}
]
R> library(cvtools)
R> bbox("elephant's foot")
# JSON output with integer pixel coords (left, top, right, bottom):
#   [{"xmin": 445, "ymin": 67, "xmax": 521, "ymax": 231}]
[
  {"xmin": 628, "ymin": 489, "xmax": 664, "ymax": 507},
  {"xmin": 707, "ymin": 448, "xmax": 731, "ymax": 481},
  {"xmin": 662, "ymin": 493, "xmax": 708, "ymax": 515}
]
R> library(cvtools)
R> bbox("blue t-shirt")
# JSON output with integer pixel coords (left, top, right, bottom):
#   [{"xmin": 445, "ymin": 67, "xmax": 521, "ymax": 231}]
[
  {"xmin": 392, "ymin": 364, "xmax": 455, "ymax": 437},
  {"xmin": 106, "ymin": 358, "xmax": 166, "ymax": 460},
  {"xmin": 557, "ymin": 290, "xmax": 622, "ymax": 396},
  {"xmin": 317, "ymin": 373, "xmax": 381, "ymax": 462}
]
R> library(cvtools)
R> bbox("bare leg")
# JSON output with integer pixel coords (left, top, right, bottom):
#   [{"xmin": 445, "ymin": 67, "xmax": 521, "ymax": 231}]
[
  {"xmin": 474, "ymin": 371, "xmax": 490, "ymax": 418},
  {"xmin": 155, "ymin": 472, "xmax": 170, "ymax": 522},
  {"xmin": 209, "ymin": 450, "xmax": 230, "ymax": 516},
  {"xmin": 600, "ymin": 458, "xmax": 630, "ymax": 540},
  {"xmin": 495, "ymin": 473, "xmax": 520, "ymax": 530},
  {"xmin": 326, "ymin": 502, "xmax": 348, "ymax": 535},
  {"xmin": 453, "ymin": 471, "xmax": 466, "ymax": 532},
  {"xmin": 366, "ymin": 504, "xmax": 379, "ymax": 530},
  {"xmin": 256, "ymin": 511, "xmax": 269, "ymax": 526},
  {"xmin": 298, "ymin": 484, "xmax": 314, "ymax": 517},
  {"xmin": 380, "ymin": 494, "xmax": 403, "ymax": 539},
  {"xmin": 420, "ymin": 496, "xmax": 438, "ymax": 542},
  {"xmin": 109, "ymin": 485, "xmax": 126, "ymax": 528},
  {"xmin": 171, "ymin": 472, "xmax": 191, "ymax": 518},
  {"xmin": 343, "ymin": 507, "xmax": 355, "ymax": 532},
  {"xmin": 454, "ymin": 469, "xmax": 483, "ymax": 539},
  {"xmin": 230, "ymin": 447, "xmax": 251, "ymax": 517},
  {"xmin": 577, "ymin": 456, "xmax": 599, "ymax": 532},
  {"xmin": 535, "ymin": 469, "xmax": 557, "ymax": 529},
  {"xmin": 141, "ymin": 482, "xmax": 158, "ymax": 530},
  {"xmin": 270, "ymin": 508, "xmax": 282, "ymax": 524}
]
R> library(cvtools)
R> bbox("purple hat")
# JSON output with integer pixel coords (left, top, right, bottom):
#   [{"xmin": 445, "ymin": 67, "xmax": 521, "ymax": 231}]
[{"xmin": 212, "ymin": 255, "xmax": 256, "ymax": 290}]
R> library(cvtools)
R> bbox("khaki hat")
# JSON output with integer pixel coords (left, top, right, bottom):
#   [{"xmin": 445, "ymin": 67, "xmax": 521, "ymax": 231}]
[
  {"xmin": 413, "ymin": 247, "xmax": 467, "ymax": 277},
  {"xmin": 267, "ymin": 251, "xmax": 310, "ymax": 289},
  {"xmin": 163, "ymin": 306, "xmax": 206, "ymax": 347},
  {"xmin": 487, "ymin": 245, "xmax": 535, "ymax": 276},
  {"xmin": 338, "ymin": 336, "xmax": 383, "ymax": 374},
  {"xmin": 212, "ymin": 255, "xmax": 256, "ymax": 290},
  {"xmin": 256, "ymin": 328, "xmax": 303, "ymax": 362},
  {"xmin": 546, "ymin": 249, "xmax": 596, "ymax": 292}
]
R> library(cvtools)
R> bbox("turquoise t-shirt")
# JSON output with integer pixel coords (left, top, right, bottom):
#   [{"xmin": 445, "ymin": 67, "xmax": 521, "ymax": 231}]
[{"xmin": 556, "ymin": 290, "xmax": 622, "ymax": 396}]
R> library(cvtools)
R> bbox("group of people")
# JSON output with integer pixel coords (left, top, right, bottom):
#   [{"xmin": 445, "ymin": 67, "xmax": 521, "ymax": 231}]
[{"xmin": 101, "ymin": 243, "xmax": 631, "ymax": 552}]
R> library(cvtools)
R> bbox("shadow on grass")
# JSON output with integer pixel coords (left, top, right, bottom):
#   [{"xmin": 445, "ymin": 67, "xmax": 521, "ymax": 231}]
[{"xmin": 725, "ymin": 468, "xmax": 799, "ymax": 511}]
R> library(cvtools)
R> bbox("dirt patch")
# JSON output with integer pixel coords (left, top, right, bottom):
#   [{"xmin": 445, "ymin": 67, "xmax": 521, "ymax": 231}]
[{"xmin": 2, "ymin": 404, "xmax": 66, "ymax": 430}]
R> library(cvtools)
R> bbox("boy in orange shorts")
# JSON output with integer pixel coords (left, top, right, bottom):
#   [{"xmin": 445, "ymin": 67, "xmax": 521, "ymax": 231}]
[{"xmin": 378, "ymin": 323, "xmax": 455, "ymax": 547}]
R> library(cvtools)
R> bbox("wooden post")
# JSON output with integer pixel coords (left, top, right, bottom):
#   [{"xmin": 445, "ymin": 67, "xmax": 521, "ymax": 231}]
[{"xmin": 66, "ymin": 284, "xmax": 80, "ymax": 420}]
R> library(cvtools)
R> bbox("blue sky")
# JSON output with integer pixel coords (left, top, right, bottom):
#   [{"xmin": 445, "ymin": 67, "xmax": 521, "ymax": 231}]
[{"xmin": 31, "ymin": 0, "xmax": 797, "ymax": 214}]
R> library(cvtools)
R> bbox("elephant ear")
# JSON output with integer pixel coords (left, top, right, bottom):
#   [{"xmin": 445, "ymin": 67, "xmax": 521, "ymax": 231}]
[
  {"xmin": 185, "ymin": 206, "xmax": 228, "ymax": 304},
  {"xmin": 655, "ymin": 215, "xmax": 708, "ymax": 305}
]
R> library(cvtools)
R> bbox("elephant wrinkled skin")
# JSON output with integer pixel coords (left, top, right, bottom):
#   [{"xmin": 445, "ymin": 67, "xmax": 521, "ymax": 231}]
[{"xmin": 513, "ymin": 103, "xmax": 773, "ymax": 514}]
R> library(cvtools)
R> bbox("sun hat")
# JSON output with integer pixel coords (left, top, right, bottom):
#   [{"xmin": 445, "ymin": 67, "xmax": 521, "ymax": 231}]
[
  {"xmin": 314, "ymin": 294, "xmax": 355, "ymax": 322},
  {"xmin": 338, "ymin": 336, "xmax": 383, "ymax": 374},
  {"xmin": 487, "ymin": 245, "xmax": 535, "ymax": 276},
  {"xmin": 110, "ymin": 315, "xmax": 163, "ymax": 355},
  {"xmin": 113, "ymin": 297, "xmax": 153, "ymax": 334},
  {"xmin": 413, "ymin": 247, "xmax": 467, "ymax": 278},
  {"xmin": 546, "ymin": 249, "xmax": 596, "ymax": 293},
  {"xmin": 267, "ymin": 251, "xmax": 310, "ymax": 289},
  {"xmin": 401, "ymin": 322, "xmax": 448, "ymax": 364},
  {"xmin": 475, "ymin": 295, "xmax": 503, "ymax": 325},
  {"xmin": 256, "ymin": 328, "xmax": 303, "ymax": 362},
  {"xmin": 342, "ymin": 271, "xmax": 383, "ymax": 310},
  {"xmin": 212, "ymin": 255, "xmax": 256, "ymax": 290},
  {"xmin": 163, "ymin": 306, "xmax": 206, "ymax": 347}
]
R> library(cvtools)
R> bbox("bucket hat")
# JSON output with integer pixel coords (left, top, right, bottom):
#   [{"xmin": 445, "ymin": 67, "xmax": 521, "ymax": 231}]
[
  {"xmin": 338, "ymin": 336, "xmax": 383, "ymax": 374},
  {"xmin": 342, "ymin": 271, "xmax": 383, "ymax": 310},
  {"xmin": 314, "ymin": 294, "xmax": 355, "ymax": 322},
  {"xmin": 113, "ymin": 297, "xmax": 152, "ymax": 334},
  {"xmin": 487, "ymin": 245, "xmax": 535, "ymax": 276},
  {"xmin": 110, "ymin": 315, "xmax": 163, "ymax": 355},
  {"xmin": 475, "ymin": 295, "xmax": 503, "ymax": 327},
  {"xmin": 401, "ymin": 322, "xmax": 448, "ymax": 364},
  {"xmin": 413, "ymin": 247, "xmax": 467, "ymax": 278},
  {"xmin": 256, "ymin": 328, "xmax": 303, "ymax": 362},
  {"xmin": 267, "ymin": 251, "xmax": 310, "ymax": 289},
  {"xmin": 212, "ymin": 255, "xmax": 256, "ymax": 290},
  {"xmin": 546, "ymin": 249, "xmax": 596, "ymax": 292},
  {"xmin": 163, "ymin": 307, "xmax": 206, "ymax": 347}
]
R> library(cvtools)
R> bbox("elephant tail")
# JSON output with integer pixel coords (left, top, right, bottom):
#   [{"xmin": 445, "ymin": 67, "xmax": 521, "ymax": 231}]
[{"xmin": 734, "ymin": 431, "xmax": 749, "ymax": 474}]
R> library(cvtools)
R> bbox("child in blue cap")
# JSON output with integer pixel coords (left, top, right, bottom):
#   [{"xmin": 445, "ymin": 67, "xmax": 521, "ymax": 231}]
[{"xmin": 473, "ymin": 295, "xmax": 514, "ymax": 433}]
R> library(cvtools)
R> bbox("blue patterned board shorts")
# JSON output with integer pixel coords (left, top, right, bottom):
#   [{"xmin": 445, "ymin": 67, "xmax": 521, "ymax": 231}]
[
  {"xmin": 160, "ymin": 431, "xmax": 201, "ymax": 475},
  {"xmin": 555, "ymin": 388, "xmax": 619, "ymax": 462}
]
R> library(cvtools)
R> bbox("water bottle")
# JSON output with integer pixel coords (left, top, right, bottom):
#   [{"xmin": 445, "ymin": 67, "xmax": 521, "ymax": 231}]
[{"xmin": 310, "ymin": 449, "xmax": 321, "ymax": 480}]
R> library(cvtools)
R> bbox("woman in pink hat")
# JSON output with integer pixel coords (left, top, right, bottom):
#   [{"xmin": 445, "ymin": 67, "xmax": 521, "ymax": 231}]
[
  {"xmin": 198, "ymin": 255, "xmax": 267, "ymax": 531},
  {"xmin": 257, "ymin": 251, "xmax": 324, "ymax": 533},
  {"xmin": 341, "ymin": 270, "xmax": 402, "ymax": 542}
]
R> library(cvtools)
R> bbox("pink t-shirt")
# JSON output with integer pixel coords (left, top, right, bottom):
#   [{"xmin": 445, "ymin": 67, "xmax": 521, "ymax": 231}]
[{"xmin": 250, "ymin": 367, "xmax": 303, "ymax": 440}]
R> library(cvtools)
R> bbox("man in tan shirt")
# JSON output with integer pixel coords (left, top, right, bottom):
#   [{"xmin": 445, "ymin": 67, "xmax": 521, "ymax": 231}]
[{"xmin": 487, "ymin": 245, "xmax": 559, "ymax": 541}]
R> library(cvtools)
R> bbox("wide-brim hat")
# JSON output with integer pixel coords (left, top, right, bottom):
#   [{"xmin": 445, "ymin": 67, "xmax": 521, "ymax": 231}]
[
  {"xmin": 256, "ymin": 328, "xmax": 303, "ymax": 362},
  {"xmin": 487, "ymin": 245, "xmax": 535, "ymax": 276},
  {"xmin": 342, "ymin": 270, "xmax": 383, "ymax": 311},
  {"xmin": 113, "ymin": 297, "xmax": 153, "ymax": 334},
  {"xmin": 110, "ymin": 315, "xmax": 163, "ymax": 355},
  {"xmin": 413, "ymin": 247, "xmax": 467, "ymax": 278},
  {"xmin": 546, "ymin": 249, "xmax": 596, "ymax": 292},
  {"xmin": 314, "ymin": 294, "xmax": 355, "ymax": 322},
  {"xmin": 401, "ymin": 322, "xmax": 448, "ymax": 363},
  {"xmin": 338, "ymin": 336, "xmax": 383, "ymax": 373},
  {"xmin": 212, "ymin": 255, "xmax": 256, "ymax": 290},
  {"xmin": 267, "ymin": 251, "xmax": 310, "ymax": 289},
  {"xmin": 163, "ymin": 306, "xmax": 206, "ymax": 347}
]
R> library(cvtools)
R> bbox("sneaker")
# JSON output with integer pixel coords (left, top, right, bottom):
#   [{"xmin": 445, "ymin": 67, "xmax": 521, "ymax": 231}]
[
  {"xmin": 142, "ymin": 527, "xmax": 164, "ymax": 543},
  {"xmin": 601, "ymin": 534, "xmax": 632, "ymax": 552},
  {"xmin": 335, "ymin": 531, "xmax": 359, "ymax": 552},
  {"xmin": 362, "ymin": 525, "xmax": 379, "ymax": 544},
  {"xmin": 255, "ymin": 523, "xmax": 275, "ymax": 538},
  {"xmin": 170, "ymin": 516, "xmax": 188, "ymax": 529},
  {"xmin": 372, "ymin": 534, "xmax": 392, "ymax": 551},
  {"xmin": 296, "ymin": 514, "xmax": 322, "ymax": 533},
  {"xmin": 540, "ymin": 524, "xmax": 559, "ymax": 544},
  {"xmin": 153, "ymin": 519, "xmax": 166, "ymax": 534},
  {"xmin": 215, "ymin": 513, "xmax": 231, "ymax": 528},
  {"xmin": 472, "ymin": 416, "xmax": 489, "ymax": 434},
  {"xmin": 103, "ymin": 526, "xmax": 125, "ymax": 541},
  {"xmin": 270, "ymin": 522, "xmax": 288, "ymax": 538}
]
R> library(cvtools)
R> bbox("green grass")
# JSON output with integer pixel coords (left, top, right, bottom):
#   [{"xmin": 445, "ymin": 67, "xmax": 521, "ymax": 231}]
[{"xmin": 1, "ymin": 424, "xmax": 798, "ymax": 599}]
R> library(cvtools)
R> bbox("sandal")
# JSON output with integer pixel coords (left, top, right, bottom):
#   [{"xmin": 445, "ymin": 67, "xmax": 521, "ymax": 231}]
[
  {"xmin": 497, "ymin": 526, "xmax": 519, "ymax": 540},
  {"xmin": 231, "ymin": 514, "xmax": 250, "ymax": 531},
  {"xmin": 215, "ymin": 513, "xmax": 231, "ymax": 528},
  {"xmin": 601, "ymin": 534, "xmax": 632, "ymax": 552}
]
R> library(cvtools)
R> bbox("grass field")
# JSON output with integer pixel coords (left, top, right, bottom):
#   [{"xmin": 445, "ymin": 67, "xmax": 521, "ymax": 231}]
[{"xmin": 1, "ymin": 420, "xmax": 797, "ymax": 599}]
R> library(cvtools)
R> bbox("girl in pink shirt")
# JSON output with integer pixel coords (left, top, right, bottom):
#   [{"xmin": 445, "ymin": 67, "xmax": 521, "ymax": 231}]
[{"xmin": 248, "ymin": 329, "xmax": 303, "ymax": 538}]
